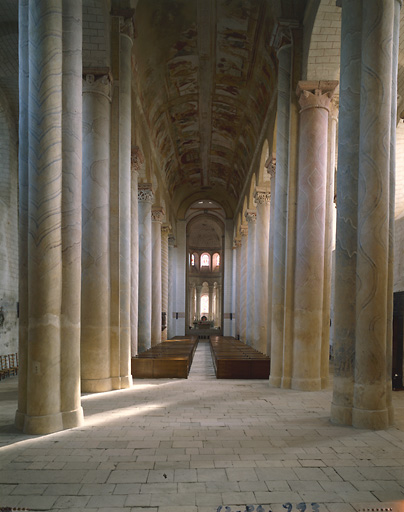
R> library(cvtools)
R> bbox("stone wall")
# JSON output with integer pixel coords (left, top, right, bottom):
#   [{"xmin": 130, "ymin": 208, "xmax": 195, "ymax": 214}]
[
  {"xmin": 306, "ymin": 0, "xmax": 341, "ymax": 83},
  {"xmin": 394, "ymin": 121, "xmax": 404, "ymax": 292},
  {"xmin": 0, "ymin": 89, "xmax": 18, "ymax": 355},
  {"xmin": 83, "ymin": 0, "xmax": 111, "ymax": 68}
]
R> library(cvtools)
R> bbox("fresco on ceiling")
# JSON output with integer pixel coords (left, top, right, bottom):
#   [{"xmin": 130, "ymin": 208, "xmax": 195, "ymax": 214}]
[
  {"xmin": 133, "ymin": 0, "xmax": 276, "ymax": 205},
  {"xmin": 167, "ymin": 55, "xmax": 199, "ymax": 96}
]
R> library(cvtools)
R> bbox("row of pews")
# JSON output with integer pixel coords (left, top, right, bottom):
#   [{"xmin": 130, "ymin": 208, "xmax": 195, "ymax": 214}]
[
  {"xmin": 131, "ymin": 336, "xmax": 198, "ymax": 379},
  {"xmin": 210, "ymin": 336, "xmax": 270, "ymax": 379},
  {"xmin": 131, "ymin": 335, "xmax": 270, "ymax": 380}
]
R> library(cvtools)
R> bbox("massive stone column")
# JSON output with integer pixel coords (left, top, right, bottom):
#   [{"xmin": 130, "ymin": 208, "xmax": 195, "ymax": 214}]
[
  {"xmin": 151, "ymin": 207, "xmax": 164, "ymax": 346},
  {"xmin": 321, "ymin": 99, "xmax": 338, "ymax": 387},
  {"xmin": 109, "ymin": 16, "xmax": 133, "ymax": 389},
  {"xmin": 119, "ymin": 18, "xmax": 134, "ymax": 386},
  {"xmin": 16, "ymin": 0, "xmax": 84, "ymax": 434},
  {"xmin": 332, "ymin": 0, "xmax": 399, "ymax": 429},
  {"xmin": 266, "ymin": 160, "xmax": 276, "ymax": 356},
  {"xmin": 196, "ymin": 284, "xmax": 202, "ymax": 321},
  {"xmin": 161, "ymin": 224, "xmax": 170, "ymax": 341},
  {"xmin": 245, "ymin": 211, "xmax": 257, "ymax": 345},
  {"xmin": 208, "ymin": 284, "xmax": 214, "ymax": 322},
  {"xmin": 292, "ymin": 80, "xmax": 338, "ymax": 391},
  {"xmin": 353, "ymin": 0, "xmax": 398, "ymax": 429},
  {"xmin": 130, "ymin": 148, "xmax": 143, "ymax": 356},
  {"xmin": 233, "ymin": 239, "xmax": 242, "ymax": 338},
  {"xmin": 81, "ymin": 73, "xmax": 112, "ymax": 393},
  {"xmin": 270, "ymin": 40, "xmax": 292, "ymax": 387},
  {"xmin": 331, "ymin": 2, "xmax": 361, "ymax": 425},
  {"xmin": 138, "ymin": 184, "xmax": 154, "ymax": 352},
  {"xmin": 253, "ymin": 188, "xmax": 271, "ymax": 353},
  {"xmin": 189, "ymin": 283, "xmax": 196, "ymax": 325},
  {"xmin": 167, "ymin": 234, "xmax": 176, "ymax": 339},
  {"xmin": 239, "ymin": 225, "xmax": 248, "ymax": 342},
  {"xmin": 60, "ymin": 0, "xmax": 84, "ymax": 422}
]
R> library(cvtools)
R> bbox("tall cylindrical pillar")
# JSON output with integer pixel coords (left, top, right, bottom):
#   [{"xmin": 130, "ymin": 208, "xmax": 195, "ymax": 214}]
[
  {"xmin": 60, "ymin": 0, "xmax": 84, "ymax": 425},
  {"xmin": 245, "ymin": 210, "xmax": 257, "ymax": 346},
  {"xmin": 234, "ymin": 239, "xmax": 241, "ymax": 338},
  {"xmin": 239, "ymin": 225, "xmax": 248, "ymax": 342},
  {"xmin": 253, "ymin": 188, "xmax": 271, "ymax": 353},
  {"xmin": 117, "ymin": 18, "xmax": 134, "ymax": 388},
  {"xmin": 81, "ymin": 73, "xmax": 112, "ymax": 393},
  {"xmin": 16, "ymin": 0, "xmax": 84, "ymax": 434},
  {"xmin": 130, "ymin": 149, "xmax": 142, "ymax": 356},
  {"xmin": 151, "ymin": 208, "xmax": 164, "ymax": 346},
  {"xmin": 292, "ymin": 80, "xmax": 338, "ymax": 391},
  {"xmin": 353, "ymin": 0, "xmax": 397, "ymax": 429},
  {"xmin": 270, "ymin": 42, "xmax": 292, "ymax": 387},
  {"xmin": 167, "ymin": 235, "xmax": 176, "ymax": 339},
  {"xmin": 196, "ymin": 284, "xmax": 202, "ymax": 321},
  {"xmin": 161, "ymin": 225, "xmax": 170, "ymax": 341},
  {"xmin": 331, "ymin": 0, "xmax": 361, "ymax": 425},
  {"xmin": 138, "ymin": 184, "xmax": 154, "ymax": 352}
]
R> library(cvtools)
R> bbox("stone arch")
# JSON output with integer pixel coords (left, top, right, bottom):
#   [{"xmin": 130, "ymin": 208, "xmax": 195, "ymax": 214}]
[
  {"xmin": 257, "ymin": 139, "xmax": 270, "ymax": 187},
  {"xmin": 306, "ymin": 0, "xmax": 341, "ymax": 83},
  {"xmin": 247, "ymin": 173, "xmax": 257, "ymax": 209}
]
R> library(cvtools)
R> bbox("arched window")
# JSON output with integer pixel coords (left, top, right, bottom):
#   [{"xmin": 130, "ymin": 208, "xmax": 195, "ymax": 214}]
[
  {"xmin": 201, "ymin": 294, "xmax": 209, "ymax": 317},
  {"xmin": 212, "ymin": 252, "xmax": 220, "ymax": 271},
  {"xmin": 201, "ymin": 253, "xmax": 210, "ymax": 268},
  {"xmin": 191, "ymin": 254, "xmax": 195, "ymax": 266}
]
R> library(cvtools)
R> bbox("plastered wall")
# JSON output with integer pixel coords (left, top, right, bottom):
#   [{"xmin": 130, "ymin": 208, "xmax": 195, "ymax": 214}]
[{"xmin": 0, "ymin": 90, "xmax": 18, "ymax": 355}]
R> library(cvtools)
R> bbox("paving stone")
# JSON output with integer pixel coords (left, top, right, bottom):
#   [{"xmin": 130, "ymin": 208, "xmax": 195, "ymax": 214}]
[{"xmin": 0, "ymin": 346, "xmax": 403, "ymax": 512}]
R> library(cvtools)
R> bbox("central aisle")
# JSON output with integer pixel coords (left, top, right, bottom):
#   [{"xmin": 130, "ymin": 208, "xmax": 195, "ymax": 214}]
[{"xmin": 188, "ymin": 339, "xmax": 216, "ymax": 380}]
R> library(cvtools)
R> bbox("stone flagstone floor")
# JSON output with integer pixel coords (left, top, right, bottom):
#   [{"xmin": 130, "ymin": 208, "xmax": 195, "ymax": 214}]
[{"xmin": 0, "ymin": 340, "xmax": 404, "ymax": 512}]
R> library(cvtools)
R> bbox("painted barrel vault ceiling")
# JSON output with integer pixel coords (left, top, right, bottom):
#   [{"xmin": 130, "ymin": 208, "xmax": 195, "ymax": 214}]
[{"xmin": 132, "ymin": 0, "xmax": 284, "ymax": 215}]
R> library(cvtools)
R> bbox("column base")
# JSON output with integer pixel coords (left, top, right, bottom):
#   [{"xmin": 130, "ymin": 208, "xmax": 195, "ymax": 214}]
[
  {"xmin": 62, "ymin": 407, "xmax": 84, "ymax": 429},
  {"xmin": 120, "ymin": 375, "xmax": 132, "ymax": 389},
  {"xmin": 330, "ymin": 402, "xmax": 352, "ymax": 426},
  {"xmin": 281, "ymin": 376, "xmax": 291, "ymax": 389},
  {"xmin": 352, "ymin": 407, "xmax": 390, "ymax": 430},
  {"xmin": 291, "ymin": 377, "xmax": 322, "ymax": 391},
  {"xmin": 15, "ymin": 410, "xmax": 26, "ymax": 431},
  {"xmin": 81, "ymin": 377, "xmax": 113, "ymax": 393},
  {"xmin": 111, "ymin": 375, "xmax": 132, "ymax": 389},
  {"xmin": 23, "ymin": 412, "xmax": 63, "ymax": 435},
  {"xmin": 269, "ymin": 375, "xmax": 281, "ymax": 387}
]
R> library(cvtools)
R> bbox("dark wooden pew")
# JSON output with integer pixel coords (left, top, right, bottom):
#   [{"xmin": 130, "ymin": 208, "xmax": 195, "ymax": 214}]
[
  {"xmin": 131, "ymin": 336, "xmax": 198, "ymax": 379},
  {"xmin": 209, "ymin": 335, "xmax": 270, "ymax": 379}
]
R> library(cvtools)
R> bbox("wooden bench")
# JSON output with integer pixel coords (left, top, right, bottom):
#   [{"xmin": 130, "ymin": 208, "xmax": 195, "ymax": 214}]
[
  {"xmin": 0, "ymin": 353, "xmax": 18, "ymax": 380},
  {"xmin": 131, "ymin": 336, "xmax": 198, "ymax": 379},
  {"xmin": 210, "ymin": 336, "xmax": 270, "ymax": 379}
]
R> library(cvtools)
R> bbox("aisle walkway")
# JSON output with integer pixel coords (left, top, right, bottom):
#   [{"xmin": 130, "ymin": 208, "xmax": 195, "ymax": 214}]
[
  {"xmin": 188, "ymin": 340, "xmax": 216, "ymax": 380},
  {"xmin": 0, "ymin": 346, "xmax": 404, "ymax": 512}
]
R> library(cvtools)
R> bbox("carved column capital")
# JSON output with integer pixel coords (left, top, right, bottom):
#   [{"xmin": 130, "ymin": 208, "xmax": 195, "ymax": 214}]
[
  {"xmin": 270, "ymin": 19, "xmax": 300, "ymax": 52},
  {"xmin": 254, "ymin": 187, "xmax": 271, "ymax": 205},
  {"xmin": 168, "ymin": 234, "xmax": 176, "ymax": 247},
  {"xmin": 151, "ymin": 207, "xmax": 165, "ymax": 223},
  {"xmin": 82, "ymin": 73, "xmax": 113, "ymax": 102},
  {"xmin": 233, "ymin": 238, "xmax": 242, "ymax": 249},
  {"xmin": 120, "ymin": 17, "xmax": 135, "ymax": 42},
  {"xmin": 244, "ymin": 209, "xmax": 257, "ymax": 223},
  {"xmin": 239, "ymin": 224, "xmax": 248, "ymax": 238},
  {"xmin": 138, "ymin": 183, "xmax": 154, "ymax": 203},
  {"xmin": 161, "ymin": 224, "xmax": 171, "ymax": 235},
  {"xmin": 265, "ymin": 154, "xmax": 276, "ymax": 180},
  {"xmin": 296, "ymin": 80, "xmax": 339, "ymax": 113}
]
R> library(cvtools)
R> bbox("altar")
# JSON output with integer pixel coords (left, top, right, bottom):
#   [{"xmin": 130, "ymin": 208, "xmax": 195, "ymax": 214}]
[{"xmin": 193, "ymin": 320, "xmax": 214, "ymax": 329}]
